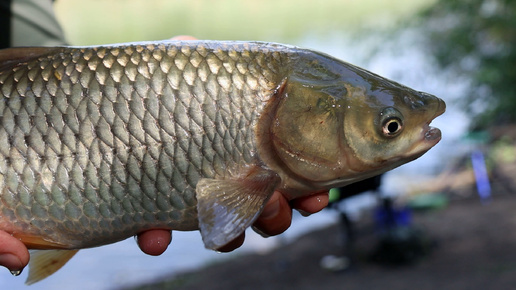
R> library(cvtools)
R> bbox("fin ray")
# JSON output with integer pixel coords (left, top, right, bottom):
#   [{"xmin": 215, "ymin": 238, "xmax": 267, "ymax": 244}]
[
  {"xmin": 196, "ymin": 166, "xmax": 280, "ymax": 250},
  {"xmin": 26, "ymin": 249, "xmax": 79, "ymax": 285}
]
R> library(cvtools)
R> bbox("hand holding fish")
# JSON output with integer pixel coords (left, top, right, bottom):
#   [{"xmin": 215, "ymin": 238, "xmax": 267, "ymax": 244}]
[
  {"xmin": 0, "ymin": 230, "xmax": 29, "ymax": 274},
  {"xmin": 0, "ymin": 38, "xmax": 444, "ymax": 284},
  {"xmin": 136, "ymin": 190, "xmax": 329, "ymax": 255},
  {"xmin": 0, "ymin": 191, "xmax": 328, "ymax": 272}
]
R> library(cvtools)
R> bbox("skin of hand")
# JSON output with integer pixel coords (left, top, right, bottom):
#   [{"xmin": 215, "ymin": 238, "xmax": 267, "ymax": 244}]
[
  {"xmin": 0, "ymin": 231, "xmax": 30, "ymax": 273},
  {"xmin": 136, "ymin": 191, "xmax": 329, "ymax": 254},
  {"xmin": 0, "ymin": 35, "xmax": 329, "ymax": 273}
]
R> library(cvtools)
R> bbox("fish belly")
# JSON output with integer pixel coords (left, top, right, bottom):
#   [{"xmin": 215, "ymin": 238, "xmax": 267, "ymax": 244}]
[{"xmin": 0, "ymin": 41, "xmax": 286, "ymax": 248}]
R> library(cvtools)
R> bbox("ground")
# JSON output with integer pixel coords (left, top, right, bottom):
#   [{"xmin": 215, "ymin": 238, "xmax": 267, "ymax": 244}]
[{"xmin": 129, "ymin": 190, "xmax": 516, "ymax": 290}]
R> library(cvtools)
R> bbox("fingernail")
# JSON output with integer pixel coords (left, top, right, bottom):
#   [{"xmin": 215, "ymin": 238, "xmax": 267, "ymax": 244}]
[
  {"xmin": 251, "ymin": 225, "xmax": 270, "ymax": 238},
  {"xmin": 0, "ymin": 253, "xmax": 24, "ymax": 274},
  {"xmin": 297, "ymin": 209, "xmax": 312, "ymax": 217},
  {"xmin": 260, "ymin": 198, "xmax": 280, "ymax": 220}
]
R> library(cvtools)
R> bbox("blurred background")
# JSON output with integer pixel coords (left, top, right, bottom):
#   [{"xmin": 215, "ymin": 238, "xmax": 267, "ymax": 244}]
[{"xmin": 2, "ymin": 0, "xmax": 516, "ymax": 289}]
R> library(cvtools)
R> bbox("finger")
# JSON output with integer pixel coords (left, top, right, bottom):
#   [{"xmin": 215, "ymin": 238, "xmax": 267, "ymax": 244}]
[
  {"xmin": 252, "ymin": 191, "xmax": 292, "ymax": 237},
  {"xmin": 0, "ymin": 231, "xmax": 29, "ymax": 272},
  {"xmin": 291, "ymin": 192, "xmax": 329, "ymax": 216},
  {"xmin": 215, "ymin": 233, "xmax": 245, "ymax": 253},
  {"xmin": 136, "ymin": 229, "xmax": 172, "ymax": 256},
  {"xmin": 170, "ymin": 35, "xmax": 197, "ymax": 40}
]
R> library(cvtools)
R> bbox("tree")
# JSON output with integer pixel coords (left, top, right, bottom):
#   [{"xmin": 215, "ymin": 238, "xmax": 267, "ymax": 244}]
[{"xmin": 417, "ymin": 0, "xmax": 516, "ymax": 129}]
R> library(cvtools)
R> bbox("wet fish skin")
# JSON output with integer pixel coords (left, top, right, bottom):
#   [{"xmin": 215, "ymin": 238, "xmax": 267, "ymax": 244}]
[
  {"xmin": 0, "ymin": 41, "xmax": 288, "ymax": 248},
  {"xmin": 0, "ymin": 40, "xmax": 445, "ymax": 283}
]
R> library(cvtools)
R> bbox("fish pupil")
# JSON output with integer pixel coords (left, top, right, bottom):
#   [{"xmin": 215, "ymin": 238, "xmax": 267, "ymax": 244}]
[
  {"xmin": 382, "ymin": 118, "xmax": 403, "ymax": 137},
  {"xmin": 387, "ymin": 121, "xmax": 399, "ymax": 133}
]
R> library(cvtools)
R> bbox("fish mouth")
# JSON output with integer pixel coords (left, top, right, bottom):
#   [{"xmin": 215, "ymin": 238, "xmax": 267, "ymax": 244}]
[
  {"xmin": 424, "ymin": 126, "xmax": 442, "ymax": 142},
  {"xmin": 405, "ymin": 97, "xmax": 446, "ymax": 159},
  {"xmin": 423, "ymin": 98, "xmax": 446, "ymax": 143},
  {"xmin": 424, "ymin": 97, "xmax": 446, "ymax": 143}
]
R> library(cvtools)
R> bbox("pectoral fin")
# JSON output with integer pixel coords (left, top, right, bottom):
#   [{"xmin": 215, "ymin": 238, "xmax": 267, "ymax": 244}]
[
  {"xmin": 196, "ymin": 166, "xmax": 281, "ymax": 250},
  {"xmin": 26, "ymin": 249, "xmax": 79, "ymax": 285}
]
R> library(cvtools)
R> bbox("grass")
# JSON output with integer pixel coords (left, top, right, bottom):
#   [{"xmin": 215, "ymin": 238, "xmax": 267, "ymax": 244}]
[{"xmin": 54, "ymin": 0, "xmax": 435, "ymax": 45}]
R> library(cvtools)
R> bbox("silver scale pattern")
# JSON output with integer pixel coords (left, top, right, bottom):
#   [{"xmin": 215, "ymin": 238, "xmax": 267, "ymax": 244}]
[{"xmin": 0, "ymin": 41, "xmax": 288, "ymax": 247}]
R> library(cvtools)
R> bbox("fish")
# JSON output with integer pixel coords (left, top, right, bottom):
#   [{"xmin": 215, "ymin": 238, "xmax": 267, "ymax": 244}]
[{"xmin": 0, "ymin": 40, "xmax": 445, "ymax": 283}]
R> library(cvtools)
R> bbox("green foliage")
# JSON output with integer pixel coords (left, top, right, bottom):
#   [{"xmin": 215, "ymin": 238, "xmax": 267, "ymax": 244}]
[{"xmin": 417, "ymin": 0, "xmax": 516, "ymax": 128}]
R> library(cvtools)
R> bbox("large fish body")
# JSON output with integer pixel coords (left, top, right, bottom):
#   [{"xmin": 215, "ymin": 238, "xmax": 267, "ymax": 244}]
[{"xmin": 0, "ymin": 40, "xmax": 445, "ymax": 282}]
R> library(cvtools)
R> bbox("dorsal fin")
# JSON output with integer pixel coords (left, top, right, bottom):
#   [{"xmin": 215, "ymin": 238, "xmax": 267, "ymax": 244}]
[{"xmin": 0, "ymin": 47, "xmax": 62, "ymax": 72}]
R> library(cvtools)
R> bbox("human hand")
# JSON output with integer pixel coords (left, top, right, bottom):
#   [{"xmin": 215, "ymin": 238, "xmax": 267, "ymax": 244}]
[
  {"xmin": 137, "ymin": 190, "xmax": 329, "ymax": 254},
  {"xmin": 0, "ymin": 189, "xmax": 329, "ymax": 272},
  {"xmin": 0, "ymin": 230, "xmax": 30, "ymax": 274}
]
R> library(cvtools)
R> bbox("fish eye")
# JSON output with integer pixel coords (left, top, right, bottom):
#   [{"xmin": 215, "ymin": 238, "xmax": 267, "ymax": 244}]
[
  {"xmin": 382, "ymin": 118, "xmax": 403, "ymax": 137},
  {"xmin": 378, "ymin": 107, "xmax": 404, "ymax": 138}
]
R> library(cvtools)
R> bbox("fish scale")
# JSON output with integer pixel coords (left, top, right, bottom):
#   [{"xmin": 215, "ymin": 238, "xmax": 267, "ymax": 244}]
[
  {"xmin": 0, "ymin": 40, "xmax": 445, "ymax": 284},
  {"xmin": 0, "ymin": 41, "xmax": 287, "ymax": 248}
]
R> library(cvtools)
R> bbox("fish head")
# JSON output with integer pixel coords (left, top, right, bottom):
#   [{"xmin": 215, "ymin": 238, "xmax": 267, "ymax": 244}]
[
  {"xmin": 341, "ymin": 82, "xmax": 446, "ymax": 176},
  {"xmin": 267, "ymin": 51, "xmax": 446, "ymax": 196}
]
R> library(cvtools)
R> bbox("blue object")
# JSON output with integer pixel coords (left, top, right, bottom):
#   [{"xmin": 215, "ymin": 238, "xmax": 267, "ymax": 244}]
[
  {"xmin": 374, "ymin": 199, "xmax": 412, "ymax": 232},
  {"xmin": 471, "ymin": 150, "xmax": 491, "ymax": 202}
]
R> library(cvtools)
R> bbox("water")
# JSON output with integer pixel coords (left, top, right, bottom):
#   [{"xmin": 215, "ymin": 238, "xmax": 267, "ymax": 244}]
[
  {"xmin": 0, "ymin": 31, "xmax": 470, "ymax": 290},
  {"xmin": 9, "ymin": 270, "xmax": 22, "ymax": 277}
]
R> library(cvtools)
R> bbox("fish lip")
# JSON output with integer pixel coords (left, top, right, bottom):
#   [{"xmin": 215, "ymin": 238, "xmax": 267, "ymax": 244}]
[
  {"xmin": 421, "ymin": 97, "xmax": 446, "ymax": 144},
  {"xmin": 424, "ymin": 126, "xmax": 442, "ymax": 142},
  {"xmin": 433, "ymin": 97, "xmax": 446, "ymax": 119}
]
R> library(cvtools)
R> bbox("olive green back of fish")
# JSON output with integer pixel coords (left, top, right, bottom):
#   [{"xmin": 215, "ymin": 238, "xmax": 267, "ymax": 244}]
[{"xmin": 0, "ymin": 41, "xmax": 288, "ymax": 249}]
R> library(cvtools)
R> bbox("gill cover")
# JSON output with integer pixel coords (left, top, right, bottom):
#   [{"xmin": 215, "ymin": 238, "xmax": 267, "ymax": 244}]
[{"xmin": 270, "ymin": 79, "xmax": 351, "ymax": 182}]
